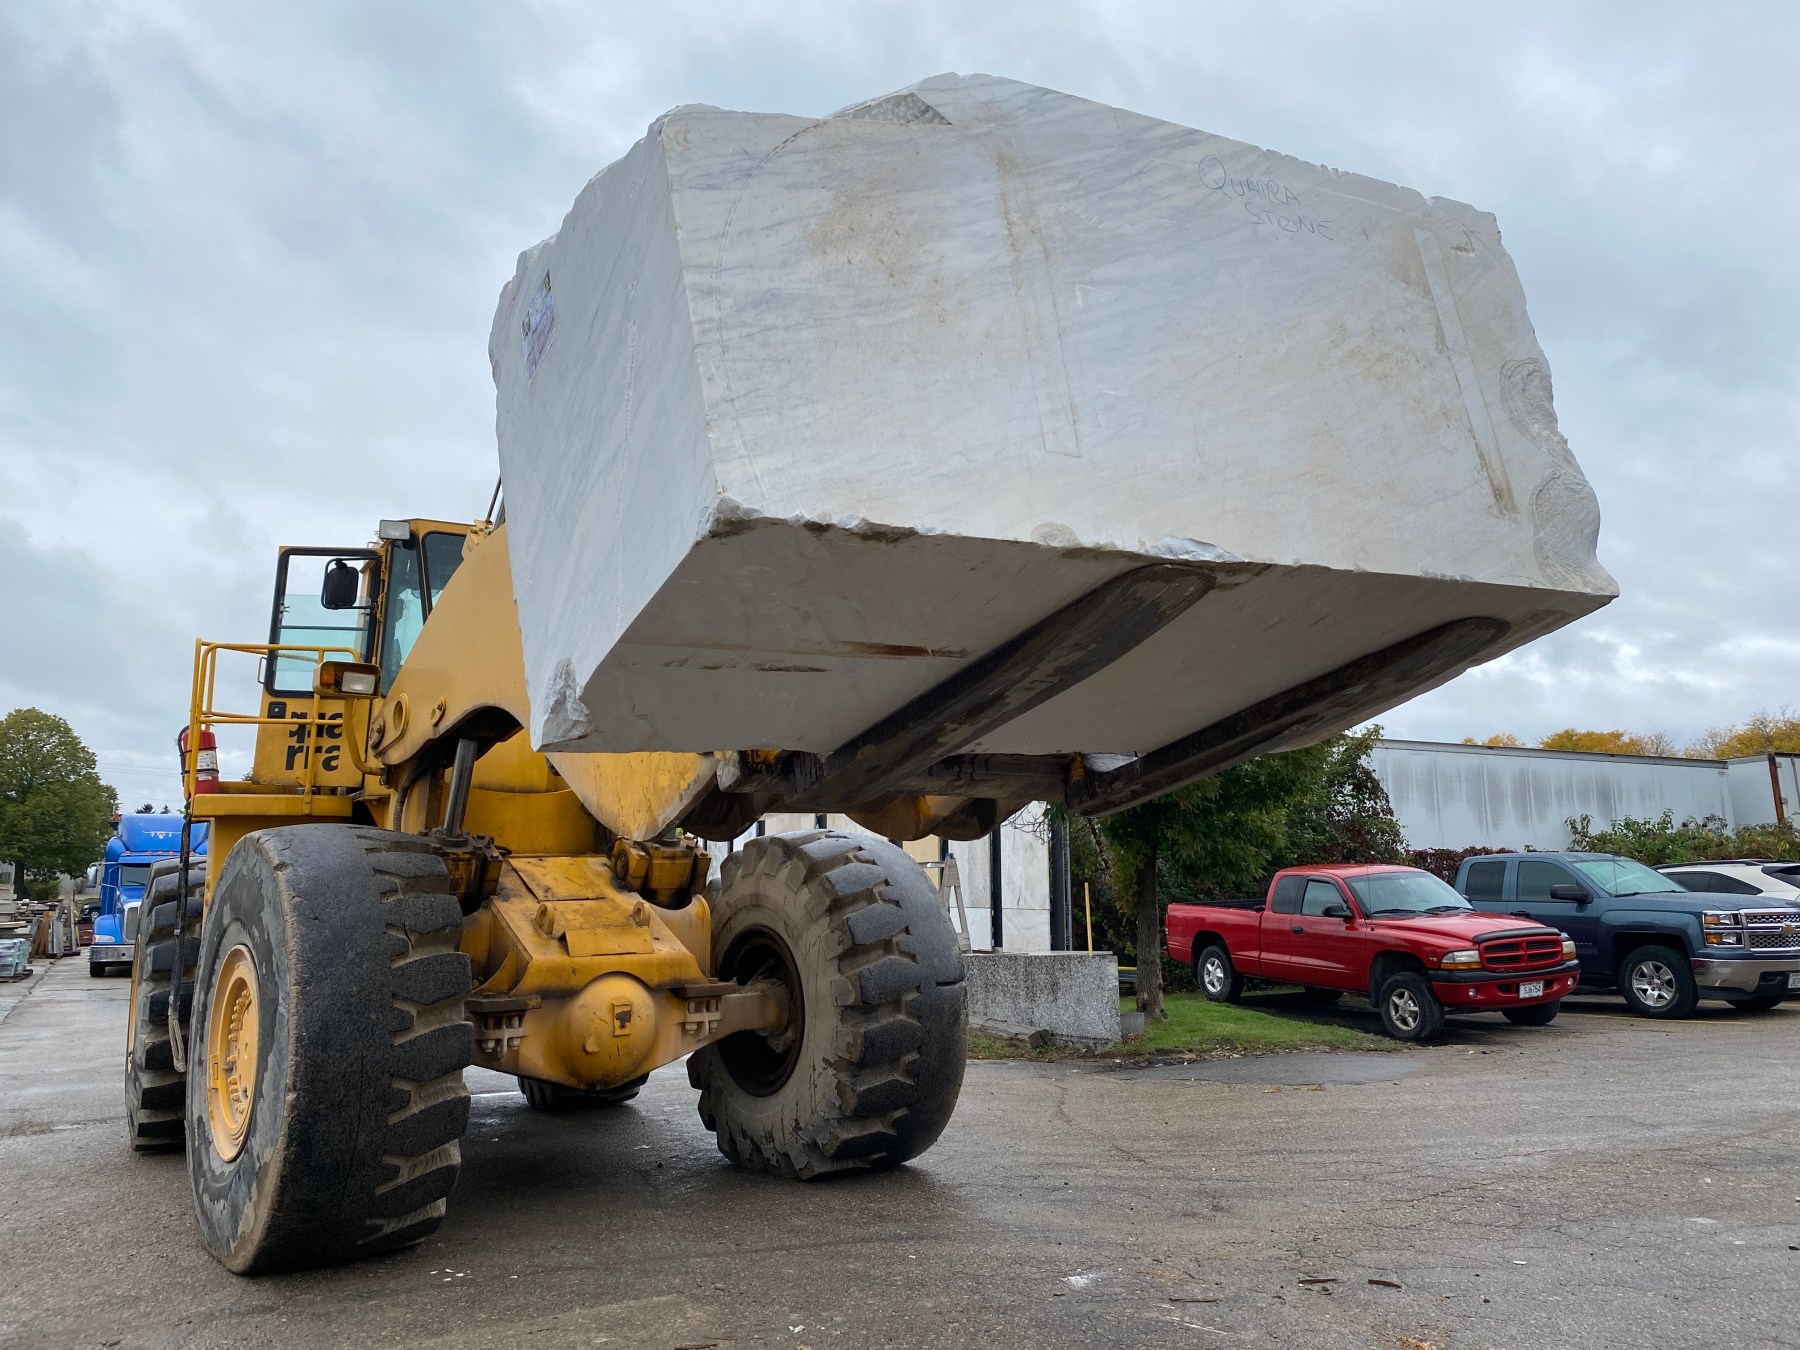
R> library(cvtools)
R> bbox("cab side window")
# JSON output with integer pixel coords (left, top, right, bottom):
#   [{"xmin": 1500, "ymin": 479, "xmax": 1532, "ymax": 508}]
[
  {"xmin": 1666, "ymin": 869, "xmax": 1758, "ymax": 896},
  {"xmin": 1516, "ymin": 860, "xmax": 1575, "ymax": 901},
  {"xmin": 378, "ymin": 531, "xmax": 468, "ymax": 693},
  {"xmin": 1464, "ymin": 860, "xmax": 1505, "ymax": 900},
  {"xmin": 421, "ymin": 532, "xmax": 466, "ymax": 608},
  {"xmin": 1301, "ymin": 879, "xmax": 1346, "ymax": 916},
  {"xmin": 379, "ymin": 540, "xmax": 425, "ymax": 693},
  {"xmin": 267, "ymin": 549, "xmax": 379, "ymax": 696},
  {"xmin": 1270, "ymin": 875, "xmax": 1306, "ymax": 915}
]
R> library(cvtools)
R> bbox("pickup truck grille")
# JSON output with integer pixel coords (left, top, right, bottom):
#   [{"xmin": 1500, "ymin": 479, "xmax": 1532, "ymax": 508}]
[
  {"xmin": 1743, "ymin": 910, "xmax": 1800, "ymax": 952},
  {"xmin": 1480, "ymin": 934, "xmax": 1565, "ymax": 971}
]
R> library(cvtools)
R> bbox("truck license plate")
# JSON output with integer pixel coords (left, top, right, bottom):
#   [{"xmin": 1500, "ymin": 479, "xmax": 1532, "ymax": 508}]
[
  {"xmin": 1518, "ymin": 981, "xmax": 1544, "ymax": 999},
  {"xmin": 1787, "ymin": 973, "xmax": 1800, "ymax": 990}
]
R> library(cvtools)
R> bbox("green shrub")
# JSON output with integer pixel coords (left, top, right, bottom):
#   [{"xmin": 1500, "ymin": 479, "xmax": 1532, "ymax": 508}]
[{"xmin": 1565, "ymin": 812, "xmax": 1800, "ymax": 865}]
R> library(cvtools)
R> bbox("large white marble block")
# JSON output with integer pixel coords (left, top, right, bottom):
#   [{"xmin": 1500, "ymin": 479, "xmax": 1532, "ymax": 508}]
[{"xmin": 490, "ymin": 73, "xmax": 1614, "ymax": 761}]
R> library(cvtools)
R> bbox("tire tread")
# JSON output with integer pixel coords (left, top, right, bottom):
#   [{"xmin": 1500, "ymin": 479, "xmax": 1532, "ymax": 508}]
[
  {"xmin": 126, "ymin": 871, "xmax": 203, "ymax": 1152},
  {"xmin": 689, "ymin": 830, "xmax": 965, "ymax": 1180},
  {"xmin": 185, "ymin": 826, "xmax": 471, "ymax": 1273}
]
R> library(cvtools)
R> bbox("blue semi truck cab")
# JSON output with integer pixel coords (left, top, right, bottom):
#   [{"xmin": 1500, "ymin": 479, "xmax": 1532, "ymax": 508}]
[
  {"xmin": 89, "ymin": 816, "xmax": 207, "ymax": 976},
  {"xmin": 1455, "ymin": 850, "xmax": 1800, "ymax": 1018}
]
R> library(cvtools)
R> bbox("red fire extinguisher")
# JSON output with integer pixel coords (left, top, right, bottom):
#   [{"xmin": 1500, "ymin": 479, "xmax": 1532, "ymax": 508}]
[{"xmin": 178, "ymin": 726, "xmax": 219, "ymax": 795}]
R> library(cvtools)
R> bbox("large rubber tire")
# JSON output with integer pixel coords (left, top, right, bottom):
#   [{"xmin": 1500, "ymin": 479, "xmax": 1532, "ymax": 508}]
[
  {"xmin": 185, "ymin": 826, "xmax": 472, "ymax": 1274},
  {"xmin": 688, "ymin": 831, "xmax": 966, "ymax": 1180},
  {"xmin": 126, "ymin": 869, "xmax": 203, "ymax": 1152},
  {"xmin": 1196, "ymin": 945, "xmax": 1242, "ymax": 1004},
  {"xmin": 1503, "ymin": 1000, "xmax": 1561, "ymax": 1027},
  {"xmin": 1376, "ymin": 971, "xmax": 1445, "ymax": 1042},
  {"xmin": 1617, "ymin": 945, "xmax": 1699, "ymax": 1019},
  {"xmin": 519, "ymin": 1074, "xmax": 647, "ymax": 1111}
]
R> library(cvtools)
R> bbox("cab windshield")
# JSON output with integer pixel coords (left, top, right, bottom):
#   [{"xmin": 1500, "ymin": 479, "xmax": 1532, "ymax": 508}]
[
  {"xmin": 1572, "ymin": 856, "xmax": 1673, "ymax": 898},
  {"xmin": 378, "ymin": 531, "xmax": 466, "ymax": 693},
  {"xmin": 1345, "ymin": 870, "xmax": 1471, "ymax": 917}
]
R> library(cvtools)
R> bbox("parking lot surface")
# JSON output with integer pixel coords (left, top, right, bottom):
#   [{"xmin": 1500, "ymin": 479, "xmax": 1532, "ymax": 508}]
[{"xmin": 3, "ymin": 957, "xmax": 1796, "ymax": 1350}]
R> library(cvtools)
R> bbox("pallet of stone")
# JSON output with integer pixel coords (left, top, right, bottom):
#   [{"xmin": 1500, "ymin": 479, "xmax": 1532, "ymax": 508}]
[{"xmin": 0, "ymin": 937, "xmax": 31, "ymax": 980}]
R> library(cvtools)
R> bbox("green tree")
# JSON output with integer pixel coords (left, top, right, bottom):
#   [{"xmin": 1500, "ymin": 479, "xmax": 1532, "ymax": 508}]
[
  {"xmin": 1070, "ymin": 729, "xmax": 1406, "ymax": 1021},
  {"xmin": 0, "ymin": 709, "xmax": 118, "ymax": 898},
  {"xmin": 1276, "ymin": 728, "xmax": 1408, "ymax": 868}
]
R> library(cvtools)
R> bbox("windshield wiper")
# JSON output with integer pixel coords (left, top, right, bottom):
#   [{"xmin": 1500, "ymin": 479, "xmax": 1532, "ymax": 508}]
[
  {"xmin": 1423, "ymin": 905, "xmax": 1470, "ymax": 914},
  {"xmin": 1365, "ymin": 907, "xmax": 1418, "ymax": 916}
]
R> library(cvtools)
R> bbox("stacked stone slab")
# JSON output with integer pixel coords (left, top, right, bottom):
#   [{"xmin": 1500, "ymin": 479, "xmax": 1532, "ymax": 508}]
[{"xmin": 490, "ymin": 73, "xmax": 1614, "ymax": 761}]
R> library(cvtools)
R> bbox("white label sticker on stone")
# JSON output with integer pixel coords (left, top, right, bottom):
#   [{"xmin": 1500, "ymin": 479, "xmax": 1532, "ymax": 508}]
[{"xmin": 521, "ymin": 272, "xmax": 556, "ymax": 382}]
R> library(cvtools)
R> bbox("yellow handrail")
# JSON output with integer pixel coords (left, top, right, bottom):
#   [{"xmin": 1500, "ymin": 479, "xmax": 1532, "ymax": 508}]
[{"xmin": 183, "ymin": 640, "xmax": 363, "ymax": 803}]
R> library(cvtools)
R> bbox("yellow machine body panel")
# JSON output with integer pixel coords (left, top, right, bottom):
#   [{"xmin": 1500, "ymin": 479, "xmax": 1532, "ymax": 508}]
[
  {"xmin": 460, "ymin": 732, "xmax": 602, "ymax": 856},
  {"xmin": 370, "ymin": 522, "xmax": 716, "ymax": 842},
  {"xmin": 249, "ymin": 696, "xmax": 364, "ymax": 789}
]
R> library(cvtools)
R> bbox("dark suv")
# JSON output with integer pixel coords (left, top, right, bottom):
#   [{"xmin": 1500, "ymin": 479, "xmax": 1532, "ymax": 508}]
[{"xmin": 1454, "ymin": 851, "xmax": 1800, "ymax": 1018}]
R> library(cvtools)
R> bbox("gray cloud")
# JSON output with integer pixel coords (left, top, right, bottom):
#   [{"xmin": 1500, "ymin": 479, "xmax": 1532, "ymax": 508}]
[{"xmin": 2, "ymin": 0, "xmax": 1795, "ymax": 807}]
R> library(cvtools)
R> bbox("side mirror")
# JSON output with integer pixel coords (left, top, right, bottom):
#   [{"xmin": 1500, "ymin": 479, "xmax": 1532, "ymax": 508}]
[
  {"xmin": 1321, "ymin": 903, "xmax": 1353, "ymax": 920},
  {"xmin": 1549, "ymin": 884, "xmax": 1589, "ymax": 902},
  {"xmin": 320, "ymin": 559, "xmax": 361, "ymax": 611}
]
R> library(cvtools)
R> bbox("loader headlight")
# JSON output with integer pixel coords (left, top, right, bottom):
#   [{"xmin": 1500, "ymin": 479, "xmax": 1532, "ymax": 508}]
[
  {"xmin": 314, "ymin": 660, "xmax": 381, "ymax": 698},
  {"xmin": 1440, "ymin": 949, "xmax": 1482, "ymax": 971}
]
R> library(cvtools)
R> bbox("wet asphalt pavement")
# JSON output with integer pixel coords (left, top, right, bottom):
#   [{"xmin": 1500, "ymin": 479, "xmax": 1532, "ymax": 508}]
[{"xmin": 3, "ymin": 956, "xmax": 1797, "ymax": 1350}]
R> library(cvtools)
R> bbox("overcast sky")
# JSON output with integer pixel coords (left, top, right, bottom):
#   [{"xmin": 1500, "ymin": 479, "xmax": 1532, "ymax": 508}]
[{"xmin": 3, "ymin": 1, "xmax": 1795, "ymax": 810}]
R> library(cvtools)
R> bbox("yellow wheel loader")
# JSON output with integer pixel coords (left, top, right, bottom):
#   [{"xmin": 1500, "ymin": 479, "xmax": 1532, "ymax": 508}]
[
  {"xmin": 128, "ymin": 508, "xmax": 1504, "ymax": 1274},
  {"xmin": 124, "ymin": 74, "xmax": 1617, "ymax": 1274}
]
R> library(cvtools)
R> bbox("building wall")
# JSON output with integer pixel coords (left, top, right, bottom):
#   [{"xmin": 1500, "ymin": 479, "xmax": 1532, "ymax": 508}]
[
  {"xmin": 1371, "ymin": 740, "xmax": 1796, "ymax": 851},
  {"xmin": 943, "ymin": 807, "xmax": 1051, "ymax": 951},
  {"xmin": 1726, "ymin": 755, "xmax": 1800, "ymax": 829},
  {"xmin": 703, "ymin": 806, "xmax": 1054, "ymax": 951}
]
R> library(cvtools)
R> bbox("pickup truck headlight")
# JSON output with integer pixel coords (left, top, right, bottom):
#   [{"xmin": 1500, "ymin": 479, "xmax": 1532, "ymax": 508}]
[
  {"xmin": 1702, "ymin": 911, "xmax": 1744, "ymax": 947},
  {"xmin": 1560, "ymin": 938, "xmax": 1577, "ymax": 961},
  {"xmin": 1440, "ymin": 949, "xmax": 1482, "ymax": 971}
]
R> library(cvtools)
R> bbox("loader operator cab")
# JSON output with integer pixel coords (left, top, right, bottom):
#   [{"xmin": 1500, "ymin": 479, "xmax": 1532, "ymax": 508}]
[
  {"xmin": 368, "ymin": 525, "xmax": 469, "ymax": 693},
  {"xmin": 265, "ymin": 520, "xmax": 468, "ymax": 697},
  {"xmin": 247, "ymin": 520, "xmax": 469, "ymax": 793}
]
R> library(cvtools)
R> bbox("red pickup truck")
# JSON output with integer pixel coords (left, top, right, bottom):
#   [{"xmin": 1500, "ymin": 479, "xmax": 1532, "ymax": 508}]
[{"xmin": 1166, "ymin": 864, "xmax": 1581, "ymax": 1040}]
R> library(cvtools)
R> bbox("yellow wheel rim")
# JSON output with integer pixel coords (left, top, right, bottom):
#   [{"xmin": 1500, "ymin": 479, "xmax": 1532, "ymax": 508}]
[{"xmin": 205, "ymin": 944, "xmax": 260, "ymax": 1162}]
